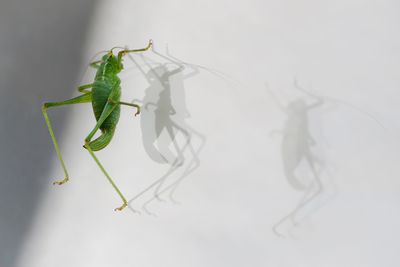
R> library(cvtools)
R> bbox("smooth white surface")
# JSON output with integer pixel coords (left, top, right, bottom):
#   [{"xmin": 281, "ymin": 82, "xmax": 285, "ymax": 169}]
[{"xmin": 19, "ymin": 0, "xmax": 400, "ymax": 266}]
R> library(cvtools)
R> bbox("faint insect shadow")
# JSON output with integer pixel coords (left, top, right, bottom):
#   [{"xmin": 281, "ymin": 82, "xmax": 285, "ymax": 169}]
[
  {"xmin": 126, "ymin": 47, "xmax": 206, "ymax": 215},
  {"xmin": 267, "ymin": 79, "xmax": 337, "ymax": 238}
]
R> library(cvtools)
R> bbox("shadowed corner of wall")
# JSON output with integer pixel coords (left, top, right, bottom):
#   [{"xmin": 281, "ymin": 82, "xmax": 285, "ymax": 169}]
[{"xmin": 0, "ymin": 1, "xmax": 96, "ymax": 266}]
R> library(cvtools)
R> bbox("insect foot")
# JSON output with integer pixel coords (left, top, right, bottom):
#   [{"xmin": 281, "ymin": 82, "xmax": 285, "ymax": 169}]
[
  {"xmin": 114, "ymin": 202, "xmax": 127, "ymax": 212},
  {"xmin": 134, "ymin": 106, "xmax": 140, "ymax": 116},
  {"xmin": 52, "ymin": 177, "xmax": 69, "ymax": 185}
]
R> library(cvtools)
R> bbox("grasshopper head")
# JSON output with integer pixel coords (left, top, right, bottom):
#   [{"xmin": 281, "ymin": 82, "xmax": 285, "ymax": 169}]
[{"xmin": 102, "ymin": 52, "xmax": 123, "ymax": 73}]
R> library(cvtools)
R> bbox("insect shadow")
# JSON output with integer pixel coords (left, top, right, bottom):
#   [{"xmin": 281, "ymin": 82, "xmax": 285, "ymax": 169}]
[
  {"xmin": 126, "ymin": 47, "xmax": 206, "ymax": 215},
  {"xmin": 267, "ymin": 79, "xmax": 337, "ymax": 238}
]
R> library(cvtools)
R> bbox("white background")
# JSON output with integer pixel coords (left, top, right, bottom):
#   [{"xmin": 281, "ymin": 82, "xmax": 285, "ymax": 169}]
[{"xmin": 18, "ymin": 0, "xmax": 400, "ymax": 266}]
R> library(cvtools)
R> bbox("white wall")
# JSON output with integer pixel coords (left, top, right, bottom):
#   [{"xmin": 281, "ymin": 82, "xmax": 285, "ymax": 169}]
[{"xmin": 18, "ymin": 0, "xmax": 400, "ymax": 266}]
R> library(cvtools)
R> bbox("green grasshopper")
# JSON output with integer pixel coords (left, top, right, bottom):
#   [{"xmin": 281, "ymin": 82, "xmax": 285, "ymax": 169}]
[{"xmin": 42, "ymin": 40, "xmax": 153, "ymax": 211}]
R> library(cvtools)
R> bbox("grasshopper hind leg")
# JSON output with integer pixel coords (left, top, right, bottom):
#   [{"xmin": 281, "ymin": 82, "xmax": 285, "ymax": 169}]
[
  {"xmin": 41, "ymin": 93, "xmax": 92, "ymax": 185},
  {"xmin": 83, "ymin": 102, "xmax": 129, "ymax": 211}
]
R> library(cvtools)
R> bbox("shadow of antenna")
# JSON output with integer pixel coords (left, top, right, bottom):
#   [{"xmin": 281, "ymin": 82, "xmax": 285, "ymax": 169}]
[
  {"xmin": 293, "ymin": 76, "xmax": 387, "ymax": 131},
  {"xmin": 165, "ymin": 44, "xmax": 245, "ymax": 90}
]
